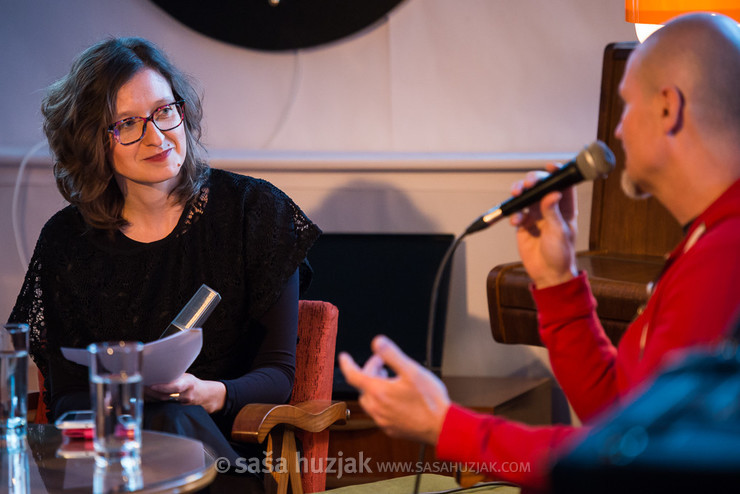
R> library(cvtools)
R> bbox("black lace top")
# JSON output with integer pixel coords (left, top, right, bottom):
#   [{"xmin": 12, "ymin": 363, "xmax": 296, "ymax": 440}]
[{"xmin": 9, "ymin": 168, "xmax": 321, "ymax": 421}]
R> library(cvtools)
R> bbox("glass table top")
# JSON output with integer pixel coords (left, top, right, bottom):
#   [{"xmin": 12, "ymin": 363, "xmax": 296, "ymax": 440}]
[{"xmin": 1, "ymin": 424, "xmax": 216, "ymax": 493}]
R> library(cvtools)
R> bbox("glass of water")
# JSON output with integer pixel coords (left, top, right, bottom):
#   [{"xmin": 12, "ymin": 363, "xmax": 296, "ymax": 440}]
[
  {"xmin": 1, "ymin": 323, "xmax": 29, "ymax": 452},
  {"xmin": 87, "ymin": 341, "xmax": 143, "ymax": 469},
  {"xmin": 4, "ymin": 446, "xmax": 30, "ymax": 493}
]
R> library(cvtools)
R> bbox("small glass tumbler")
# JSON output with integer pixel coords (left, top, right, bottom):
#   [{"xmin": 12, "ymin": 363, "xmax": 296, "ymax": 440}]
[
  {"xmin": 1, "ymin": 323, "xmax": 29, "ymax": 452},
  {"xmin": 87, "ymin": 341, "xmax": 143, "ymax": 469},
  {"xmin": 3, "ymin": 446, "xmax": 30, "ymax": 493},
  {"xmin": 93, "ymin": 458, "xmax": 143, "ymax": 493}
]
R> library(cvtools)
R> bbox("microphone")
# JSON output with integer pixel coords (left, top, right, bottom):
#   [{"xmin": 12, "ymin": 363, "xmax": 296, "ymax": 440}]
[
  {"xmin": 159, "ymin": 284, "xmax": 221, "ymax": 339},
  {"xmin": 464, "ymin": 140, "xmax": 615, "ymax": 235}
]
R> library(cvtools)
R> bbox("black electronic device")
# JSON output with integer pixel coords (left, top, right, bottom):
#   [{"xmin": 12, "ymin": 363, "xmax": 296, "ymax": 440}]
[{"xmin": 303, "ymin": 233, "xmax": 455, "ymax": 399}]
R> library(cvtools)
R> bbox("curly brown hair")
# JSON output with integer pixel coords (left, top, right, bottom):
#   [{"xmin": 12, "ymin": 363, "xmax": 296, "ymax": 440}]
[{"xmin": 42, "ymin": 37, "xmax": 209, "ymax": 231}]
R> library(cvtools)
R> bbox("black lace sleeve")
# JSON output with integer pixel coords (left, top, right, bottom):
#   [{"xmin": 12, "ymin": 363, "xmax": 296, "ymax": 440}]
[
  {"xmin": 242, "ymin": 178, "xmax": 321, "ymax": 320},
  {"xmin": 8, "ymin": 222, "xmax": 52, "ymax": 408},
  {"xmin": 7, "ymin": 208, "xmax": 93, "ymax": 419}
]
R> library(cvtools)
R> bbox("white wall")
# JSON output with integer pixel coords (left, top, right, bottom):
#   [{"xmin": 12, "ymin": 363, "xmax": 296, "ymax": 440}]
[{"xmin": 0, "ymin": 0, "xmax": 636, "ymax": 384}]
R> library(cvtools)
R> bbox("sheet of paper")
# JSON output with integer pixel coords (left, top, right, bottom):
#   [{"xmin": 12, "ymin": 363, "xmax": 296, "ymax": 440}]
[{"xmin": 61, "ymin": 328, "xmax": 202, "ymax": 385}]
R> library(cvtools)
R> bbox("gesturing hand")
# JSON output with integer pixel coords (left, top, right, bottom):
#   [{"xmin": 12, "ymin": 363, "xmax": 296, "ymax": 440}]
[
  {"xmin": 510, "ymin": 164, "xmax": 579, "ymax": 289},
  {"xmin": 339, "ymin": 335, "xmax": 451, "ymax": 446}
]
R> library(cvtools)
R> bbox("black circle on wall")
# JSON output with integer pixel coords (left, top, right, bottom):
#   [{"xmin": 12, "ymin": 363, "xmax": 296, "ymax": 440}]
[{"xmin": 150, "ymin": 0, "xmax": 406, "ymax": 51}]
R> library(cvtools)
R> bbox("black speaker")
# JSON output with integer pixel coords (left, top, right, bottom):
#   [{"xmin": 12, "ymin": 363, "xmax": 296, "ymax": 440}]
[{"xmin": 302, "ymin": 233, "xmax": 454, "ymax": 399}]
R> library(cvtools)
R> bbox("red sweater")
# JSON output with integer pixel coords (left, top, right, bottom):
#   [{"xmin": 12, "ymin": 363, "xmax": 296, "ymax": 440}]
[{"xmin": 436, "ymin": 179, "xmax": 740, "ymax": 492}]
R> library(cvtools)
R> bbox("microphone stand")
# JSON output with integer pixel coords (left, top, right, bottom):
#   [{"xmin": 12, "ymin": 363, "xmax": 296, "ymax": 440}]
[{"xmin": 414, "ymin": 213, "xmax": 506, "ymax": 494}]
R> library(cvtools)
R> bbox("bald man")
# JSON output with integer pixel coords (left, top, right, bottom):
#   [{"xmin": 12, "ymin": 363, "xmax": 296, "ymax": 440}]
[{"xmin": 340, "ymin": 13, "xmax": 740, "ymax": 492}]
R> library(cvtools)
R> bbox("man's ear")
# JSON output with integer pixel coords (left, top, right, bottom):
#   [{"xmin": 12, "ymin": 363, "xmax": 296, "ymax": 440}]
[{"xmin": 661, "ymin": 85, "xmax": 685, "ymax": 135}]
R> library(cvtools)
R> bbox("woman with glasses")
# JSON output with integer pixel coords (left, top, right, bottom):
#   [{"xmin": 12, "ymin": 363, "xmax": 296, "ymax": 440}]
[{"xmin": 9, "ymin": 37, "xmax": 320, "ymax": 488}]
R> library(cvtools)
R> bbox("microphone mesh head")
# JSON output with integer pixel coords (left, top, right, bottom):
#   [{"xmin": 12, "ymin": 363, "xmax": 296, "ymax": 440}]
[{"xmin": 576, "ymin": 140, "xmax": 616, "ymax": 180}]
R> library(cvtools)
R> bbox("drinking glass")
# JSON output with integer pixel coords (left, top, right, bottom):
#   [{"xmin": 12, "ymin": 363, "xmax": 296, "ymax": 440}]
[
  {"xmin": 2, "ymin": 446, "xmax": 30, "ymax": 493},
  {"xmin": 1, "ymin": 324, "xmax": 29, "ymax": 452},
  {"xmin": 93, "ymin": 459, "xmax": 143, "ymax": 493},
  {"xmin": 87, "ymin": 341, "xmax": 143, "ymax": 468}
]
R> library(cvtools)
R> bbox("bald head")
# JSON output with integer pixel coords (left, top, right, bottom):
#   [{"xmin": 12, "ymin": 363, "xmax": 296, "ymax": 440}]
[
  {"xmin": 615, "ymin": 13, "xmax": 740, "ymax": 223},
  {"xmin": 634, "ymin": 13, "xmax": 740, "ymax": 137}
]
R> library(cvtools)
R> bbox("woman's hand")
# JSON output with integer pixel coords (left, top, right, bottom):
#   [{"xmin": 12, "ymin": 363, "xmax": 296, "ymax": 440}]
[
  {"xmin": 509, "ymin": 164, "xmax": 578, "ymax": 289},
  {"xmin": 147, "ymin": 373, "xmax": 227, "ymax": 414}
]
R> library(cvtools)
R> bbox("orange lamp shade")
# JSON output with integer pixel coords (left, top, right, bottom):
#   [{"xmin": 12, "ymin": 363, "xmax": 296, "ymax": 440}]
[{"xmin": 626, "ymin": 0, "xmax": 740, "ymax": 24}]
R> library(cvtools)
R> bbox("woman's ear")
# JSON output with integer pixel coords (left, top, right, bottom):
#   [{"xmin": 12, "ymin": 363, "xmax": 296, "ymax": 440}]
[{"xmin": 661, "ymin": 85, "xmax": 685, "ymax": 136}]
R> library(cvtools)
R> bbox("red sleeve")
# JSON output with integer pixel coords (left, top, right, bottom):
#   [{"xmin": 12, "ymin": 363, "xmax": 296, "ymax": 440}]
[
  {"xmin": 533, "ymin": 273, "xmax": 619, "ymax": 421},
  {"xmin": 436, "ymin": 404, "xmax": 582, "ymax": 492}
]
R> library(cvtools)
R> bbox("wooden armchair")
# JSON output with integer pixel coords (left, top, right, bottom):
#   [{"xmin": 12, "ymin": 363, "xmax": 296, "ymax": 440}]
[
  {"xmin": 487, "ymin": 42, "xmax": 684, "ymax": 347},
  {"xmin": 232, "ymin": 300, "xmax": 347, "ymax": 494}
]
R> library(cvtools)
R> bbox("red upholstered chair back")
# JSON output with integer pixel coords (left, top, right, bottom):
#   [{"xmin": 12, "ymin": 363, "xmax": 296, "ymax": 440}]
[
  {"xmin": 32, "ymin": 370, "xmax": 49, "ymax": 424},
  {"xmin": 292, "ymin": 300, "xmax": 340, "ymax": 493}
]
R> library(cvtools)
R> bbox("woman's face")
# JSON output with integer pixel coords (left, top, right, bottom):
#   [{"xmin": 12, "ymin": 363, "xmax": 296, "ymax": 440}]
[{"xmin": 109, "ymin": 68, "xmax": 187, "ymax": 196}]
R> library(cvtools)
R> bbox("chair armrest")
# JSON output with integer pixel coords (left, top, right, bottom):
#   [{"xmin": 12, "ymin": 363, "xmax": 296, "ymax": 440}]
[{"xmin": 231, "ymin": 400, "xmax": 348, "ymax": 443}]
